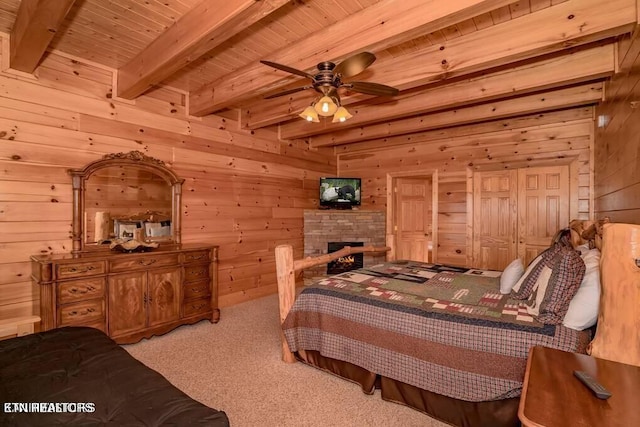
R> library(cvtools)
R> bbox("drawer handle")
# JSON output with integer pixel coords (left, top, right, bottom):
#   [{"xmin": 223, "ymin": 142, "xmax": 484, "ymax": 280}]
[
  {"xmin": 69, "ymin": 285, "xmax": 96, "ymax": 295},
  {"xmin": 138, "ymin": 259, "xmax": 157, "ymax": 266},
  {"xmin": 191, "ymin": 303, "xmax": 205, "ymax": 310},
  {"xmin": 68, "ymin": 307, "xmax": 95, "ymax": 316},
  {"xmin": 67, "ymin": 266, "xmax": 96, "ymax": 274},
  {"xmin": 190, "ymin": 270, "xmax": 206, "ymax": 276},
  {"xmin": 189, "ymin": 254, "xmax": 206, "ymax": 260}
]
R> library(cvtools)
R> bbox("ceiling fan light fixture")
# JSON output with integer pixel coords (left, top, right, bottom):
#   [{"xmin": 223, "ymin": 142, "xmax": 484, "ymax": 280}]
[
  {"xmin": 314, "ymin": 95, "xmax": 339, "ymax": 116},
  {"xmin": 261, "ymin": 52, "xmax": 399, "ymax": 124},
  {"xmin": 299, "ymin": 105, "xmax": 319, "ymax": 122},
  {"xmin": 332, "ymin": 106, "xmax": 352, "ymax": 123}
]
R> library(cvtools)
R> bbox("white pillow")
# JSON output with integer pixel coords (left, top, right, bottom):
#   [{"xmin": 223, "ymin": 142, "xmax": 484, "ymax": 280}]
[
  {"xmin": 575, "ymin": 243, "xmax": 590, "ymax": 255},
  {"xmin": 563, "ymin": 248, "xmax": 601, "ymax": 330},
  {"xmin": 500, "ymin": 258, "xmax": 525, "ymax": 294}
]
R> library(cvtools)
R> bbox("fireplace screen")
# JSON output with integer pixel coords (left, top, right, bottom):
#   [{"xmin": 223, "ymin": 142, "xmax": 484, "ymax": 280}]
[{"xmin": 327, "ymin": 242, "xmax": 364, "ymax": 274}]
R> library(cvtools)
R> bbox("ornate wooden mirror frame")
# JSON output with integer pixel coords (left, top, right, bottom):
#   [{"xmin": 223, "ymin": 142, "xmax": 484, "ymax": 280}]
[{"xmin": 68, "ymin": 151, "xmax": 184, "ymax": 254}]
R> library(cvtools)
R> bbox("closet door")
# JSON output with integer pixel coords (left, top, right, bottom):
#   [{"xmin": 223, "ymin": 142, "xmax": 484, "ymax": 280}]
[
  {"xmin": 517, "ymin": 165, "xmax": 570, "ymax": 266},
  {"xmin": 472, "ymin": 170, "xmax": 518, "ymax": 270},
  {"xmin": 472, "ymin": 165, "xmax": 571, "ymax": 270}
]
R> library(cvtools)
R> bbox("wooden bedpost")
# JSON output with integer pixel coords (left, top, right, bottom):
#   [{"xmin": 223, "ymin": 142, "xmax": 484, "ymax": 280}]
[
  {"xmin": 275, "ymin": 244, "xmax": 297, "ymax": 363},
  {"xmin": 276, "ymin": 244, "xmax": 390, "ymax": 364},
  {"xmin": 588, "ymin": 223, "xmax": 640, "ymax": 367}
]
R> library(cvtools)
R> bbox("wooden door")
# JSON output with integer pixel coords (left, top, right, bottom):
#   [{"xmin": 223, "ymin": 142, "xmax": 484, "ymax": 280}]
[
  {"xmin": 473, "ymin": 170, "xmax": 518, "ymax": 270},
  {"xmin": 147, "ymin": 267, "xmax": 180, "ymax": 327},
  {"xmin": 108, "ymin": 271, "xmax": 146, "ymax": 337},
  {"xmin": 394, "ymin": 177, "xmax": 433, "ymax": 262},
  {"xmin": 517, "ymin": 165, "xmax": 570, "ymax": 266}
]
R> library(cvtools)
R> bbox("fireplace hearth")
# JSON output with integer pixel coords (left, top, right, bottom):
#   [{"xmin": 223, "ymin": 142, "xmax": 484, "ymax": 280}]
[{"xmin": 327, "ymin": 242, "xmax": 364, "ymax": 274}]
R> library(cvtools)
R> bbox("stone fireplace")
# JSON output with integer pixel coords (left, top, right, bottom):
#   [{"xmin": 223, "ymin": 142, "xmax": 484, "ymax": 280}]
[{"xmin": 304, "ymin": 210, "xmax": 386, "ymax": 279}]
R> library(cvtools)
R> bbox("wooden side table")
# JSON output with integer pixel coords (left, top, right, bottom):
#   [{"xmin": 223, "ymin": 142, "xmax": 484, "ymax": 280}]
[{"xmin": 519, "ymin": 346, "xmax": 640, "ymax": 427}]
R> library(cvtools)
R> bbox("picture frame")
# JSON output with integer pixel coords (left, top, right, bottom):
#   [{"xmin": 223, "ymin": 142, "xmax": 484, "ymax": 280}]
[
  {"xmin": 114, "ymin": 220, "xmax": 143, "ymax": 240},
  {"xmin": 144, "ymin": 220, "xmax": 172, "ymax": 239}
]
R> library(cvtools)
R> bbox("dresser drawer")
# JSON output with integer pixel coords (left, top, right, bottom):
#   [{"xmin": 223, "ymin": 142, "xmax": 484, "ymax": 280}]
[
  {"xmin": 58, "ymin": 299, "xmax": 105, "ymax": 326},
  {"xmin": 110, "ymin": 254, "xmax": 179, "ymax": 272},
  {"xmin": 182, "ymin": 250, "xmax": 210, "ymax": 264},
  {"xmin": 82, "ymin": 321, "xmax": 107, "ymax": 334},
  {"xmin": 183, "ymin": 298, "xmax": 211, "ymax": 317},
  {"xmin": 184, "ymin": 263, "xmax": 210, "ymax": 282},
  {"xmin": 56, "ymin": 261, "xmax": 105, "ymax": 280},
  {"xmin": 183, "ymin": 280, "xmax": 210, "ymax": 301},
  {"xmin": 57, "ymin": 278, "xmax": 105, "ymax": 304}
]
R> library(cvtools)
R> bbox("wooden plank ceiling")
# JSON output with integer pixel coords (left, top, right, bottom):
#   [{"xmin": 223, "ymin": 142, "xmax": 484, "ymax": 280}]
[{"xmin": 0, "ymin": 0, "xmax": 636, "ymax": 147}]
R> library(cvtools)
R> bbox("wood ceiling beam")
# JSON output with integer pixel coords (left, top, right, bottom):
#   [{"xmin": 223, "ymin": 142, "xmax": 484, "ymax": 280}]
[
  {"xmin": 247, "ymin": 0, "xmax": 636, "ymax": 130},
  {"xmin": 310, "ymin": 83, "xmax": 604, "ymax": 147},
  {"xmin": 9, "ymin": 0, "xmax": 76, "ymax": 73},
  {"xmin": 116, "ymin": 0, "xmax": 290, "ymax": 99},
  {"xmin": 279, "ymin": 43, "xmax": 615, "ymax": 140},
  {"xmin": 188, "ymin": 0, "xmax": 517, "ymax": 116},
  {"xmin": 336, "ymin": 108, "xmax": 594, "ymax": 154},
  {"xmin": 338, "ymin": 121, "xmax": 592, "ymax": 171}
]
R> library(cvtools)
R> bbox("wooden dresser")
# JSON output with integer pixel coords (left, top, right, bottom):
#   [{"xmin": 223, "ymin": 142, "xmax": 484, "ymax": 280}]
[{"xmin": 31, "ymin": 244, "xmax": 219, "ymax": 344}]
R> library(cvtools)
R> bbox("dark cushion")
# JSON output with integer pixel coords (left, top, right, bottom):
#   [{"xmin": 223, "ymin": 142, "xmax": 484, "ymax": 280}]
[
  {"xmin": 0, "ymin": 327, "xmax": 230, "ymax": 426},
  {"xmin": 523, "ymin": 246, "xmax": 586, "ymax": 324},
  {"xmin": 510, "ymin": 243, "xmax": 565, "ymax": 300}
]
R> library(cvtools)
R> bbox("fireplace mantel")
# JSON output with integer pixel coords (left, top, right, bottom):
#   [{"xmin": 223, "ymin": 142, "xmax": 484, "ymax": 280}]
[{"xmin": 303, "ymin": 210, "xmax": 386, "ymax": 279}]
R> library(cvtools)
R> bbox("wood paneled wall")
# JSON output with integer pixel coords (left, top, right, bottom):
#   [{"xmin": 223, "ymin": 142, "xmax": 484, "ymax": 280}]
[
  {"xmin": 594, "ymin": 32, "xmax": 640, "ymax": 223},
  {"xmin": 337, "ymin": 106, "xmax": 595, "ymax": 266},
  {"xmin": 0, "ymin": 35, "xmax": 335, "ymax": 319}
]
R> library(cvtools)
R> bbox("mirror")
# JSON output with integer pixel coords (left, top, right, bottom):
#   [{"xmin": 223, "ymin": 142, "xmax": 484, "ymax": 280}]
[{"xmin": 68, "ymin": 151, "xmax": 183, "ymax": 253}]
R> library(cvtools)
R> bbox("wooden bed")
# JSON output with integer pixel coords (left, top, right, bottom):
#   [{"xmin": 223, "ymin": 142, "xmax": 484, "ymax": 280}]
[
  {"xmin": 0, "ymin": 326, "xmax": 229, "ymax": 426},
  {"xmin": 275, "ymin": 221, "xmax": 640, "ymax": 427}
]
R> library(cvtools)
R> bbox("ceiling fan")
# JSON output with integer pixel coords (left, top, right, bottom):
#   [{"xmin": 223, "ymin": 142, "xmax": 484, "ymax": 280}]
[{"xmin": 260, "ymin": 52, "xmax": 399, "ymax": 122}]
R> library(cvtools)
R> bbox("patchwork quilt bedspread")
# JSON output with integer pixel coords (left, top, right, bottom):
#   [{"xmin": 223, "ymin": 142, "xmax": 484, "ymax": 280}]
[{"xmin": 282, "ymin": 260, "xmax": 591, "ymax": 401}]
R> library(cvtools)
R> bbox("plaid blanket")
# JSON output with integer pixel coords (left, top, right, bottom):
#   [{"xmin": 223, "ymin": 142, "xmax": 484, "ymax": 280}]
[{"xmin": 282, "ymin": 261, "xmax": 591, "ymax": 401}]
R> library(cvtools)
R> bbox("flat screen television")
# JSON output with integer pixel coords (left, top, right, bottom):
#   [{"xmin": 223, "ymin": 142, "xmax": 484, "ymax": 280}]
[{"xmin": 319, "ymin": 177, "xmax": 361, "ymax": 209}]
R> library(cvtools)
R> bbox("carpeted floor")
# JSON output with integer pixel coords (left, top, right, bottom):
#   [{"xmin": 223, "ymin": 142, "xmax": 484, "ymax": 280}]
[{"xmin": 125, "ymin": 293, "xmax": 450, "ymax": 427}]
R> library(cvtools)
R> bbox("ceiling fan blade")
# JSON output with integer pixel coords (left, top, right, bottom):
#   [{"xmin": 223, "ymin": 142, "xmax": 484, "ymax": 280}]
[
  {"xmin": 260, "ymin": 60, "xmax": 314, "ymax": 79},
  {"xmin": 263, "ymin": 85, "xmax": 313, "ymax": 99},
  {"xmin": 345, "ymin": 81, "xmax": 399, "ymax": 97},
  {"xmin": 334, "ymin": 52, "xmax": 376, "ymax": 78}
]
